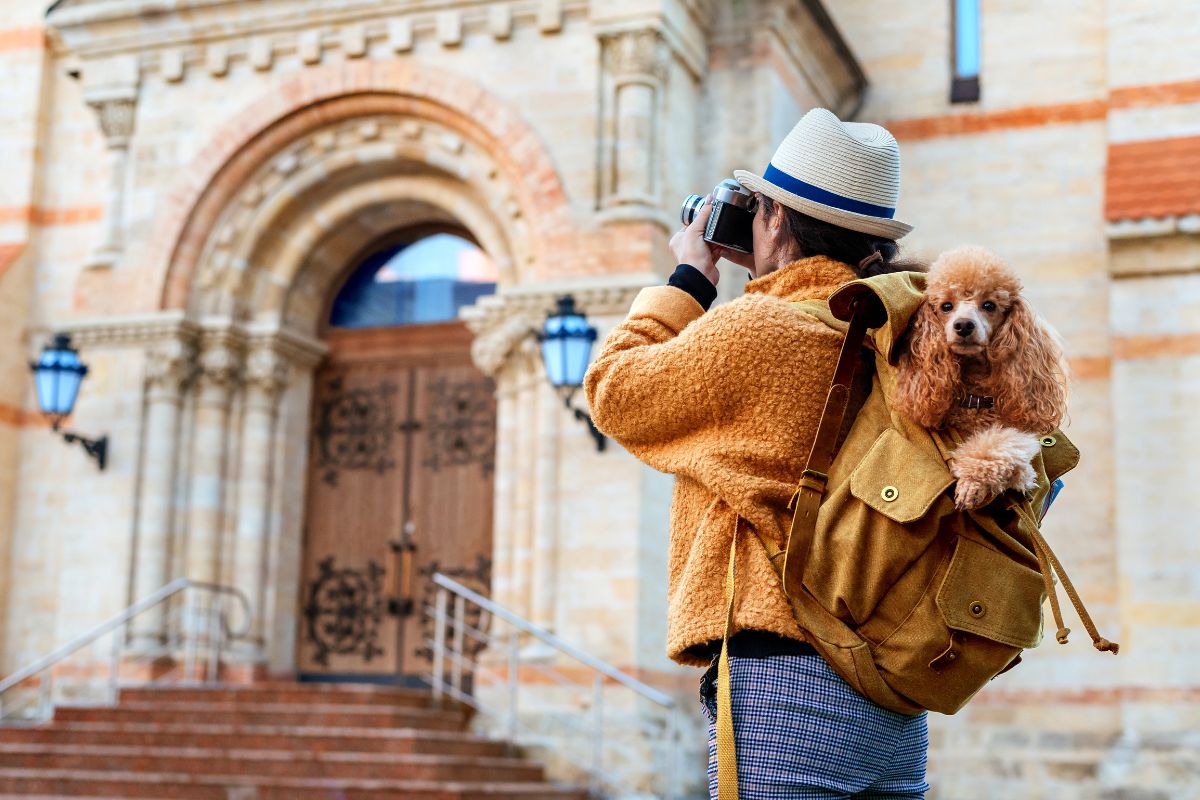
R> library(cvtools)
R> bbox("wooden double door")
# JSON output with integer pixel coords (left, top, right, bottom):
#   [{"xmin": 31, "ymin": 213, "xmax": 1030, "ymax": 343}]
[{"xmin": 297, "ymin": 322, "xmax": 495, "ymax": 682}]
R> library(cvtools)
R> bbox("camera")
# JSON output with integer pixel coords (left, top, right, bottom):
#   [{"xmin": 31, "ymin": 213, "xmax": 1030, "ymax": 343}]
[{"xmin": 680, "ymin": 178, "xmax": 757, "ymax": 254}]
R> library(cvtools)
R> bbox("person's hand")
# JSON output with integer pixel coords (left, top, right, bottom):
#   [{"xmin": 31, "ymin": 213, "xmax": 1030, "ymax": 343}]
[
  {"xmin": 669, "ymin": 197, "xmax": 720, "ymax": 286},
  {"xmin": 713, "ymin": 245, "xmax": 755, "ymax": 273}
]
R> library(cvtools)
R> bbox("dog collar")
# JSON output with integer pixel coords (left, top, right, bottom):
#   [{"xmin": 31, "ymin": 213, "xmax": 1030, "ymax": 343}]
[{"xmin": 960, "ymin": 394, "xmax": 995, "ymax": 409}]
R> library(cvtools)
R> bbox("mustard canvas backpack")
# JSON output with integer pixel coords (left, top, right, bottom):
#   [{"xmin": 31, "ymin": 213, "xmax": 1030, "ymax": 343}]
[{"xmin": 713, "ymin": 272, "xmax": 1118, "ymax": 800}]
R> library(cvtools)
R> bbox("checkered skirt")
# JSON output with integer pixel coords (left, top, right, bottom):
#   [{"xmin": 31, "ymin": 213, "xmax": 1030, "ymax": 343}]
[{"xmin": 700, "ymin": 654, "xmax": 929, "ymax": 799}]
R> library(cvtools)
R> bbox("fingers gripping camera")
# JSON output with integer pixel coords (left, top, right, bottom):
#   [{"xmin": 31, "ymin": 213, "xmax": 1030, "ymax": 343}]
[{"xmin": 681, "ymin": 178, "xmax": 757, "ymax": 254}]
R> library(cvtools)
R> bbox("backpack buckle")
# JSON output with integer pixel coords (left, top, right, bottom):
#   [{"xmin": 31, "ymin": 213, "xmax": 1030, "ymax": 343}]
[{"xmin": 789, "ymin": 470, "xmax": 828, "ymax": 508}]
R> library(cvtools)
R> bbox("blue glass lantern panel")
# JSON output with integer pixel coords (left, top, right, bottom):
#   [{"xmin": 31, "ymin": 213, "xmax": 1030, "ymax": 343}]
[
  {"xmin": 33, "ymin": 342, "xmax": 86, "ymax": 418},
  {"xmin": 329, "ymin": 233, "xmax": 498, "ymax": 329},
  {"xmin": 541, "ymin": 313, "xmax": 597, "ymax": 389}
]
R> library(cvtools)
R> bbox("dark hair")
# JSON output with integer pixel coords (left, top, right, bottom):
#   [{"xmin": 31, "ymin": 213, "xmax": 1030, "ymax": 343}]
[{"xmin": 759, "ymin": 196, "xmax": 925, "ymax": 278}]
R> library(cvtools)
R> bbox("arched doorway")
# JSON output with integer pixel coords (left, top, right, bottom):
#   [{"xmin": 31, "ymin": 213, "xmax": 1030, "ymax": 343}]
[{"xmin": 296, "ymin": 228, "xmax": 497, "ymax": 683}]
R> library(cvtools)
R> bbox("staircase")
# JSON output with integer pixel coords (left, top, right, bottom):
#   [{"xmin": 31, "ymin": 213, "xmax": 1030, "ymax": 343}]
[{"xmin": 0, "ymin": 682, "xmax": 589, "ymax": 799}]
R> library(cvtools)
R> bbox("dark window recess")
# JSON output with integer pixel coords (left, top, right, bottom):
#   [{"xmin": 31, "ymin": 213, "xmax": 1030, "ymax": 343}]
[
  {"xmin": 951, "ymin": 0, "xmax": 981, "ymax": 104},
  {"xmin": 951, "ymin": 76, "xmax": 980, "ymax": 104}
]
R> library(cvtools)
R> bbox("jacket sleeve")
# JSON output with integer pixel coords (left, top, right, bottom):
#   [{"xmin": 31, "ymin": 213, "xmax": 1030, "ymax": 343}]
[{"xmin": 583, "ymin": 285, "xmax": 729, "ymax": 474}]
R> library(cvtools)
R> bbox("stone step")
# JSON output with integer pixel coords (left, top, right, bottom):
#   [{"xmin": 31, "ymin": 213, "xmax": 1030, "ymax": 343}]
[
  {"xmin": 0, "ymin": 721, "xmax": 509, "ymax": 757},
  {"xmin": 0, "ymin": 744, "xmax": 544, "ymax": 783},
  {"xmin": 54, "ymin": 702, "xmax": 466, "ymax": 730},
  {"xmin": 117, "ymin": 683, "xmax": 435, "ymax": 709},
  {"xmin": 0, "ymin": 795, "xmax": 166, "ymax": 800},
  {"xmin": 0, "ymin": 770, "xmax": 590, "ymax": 800}
]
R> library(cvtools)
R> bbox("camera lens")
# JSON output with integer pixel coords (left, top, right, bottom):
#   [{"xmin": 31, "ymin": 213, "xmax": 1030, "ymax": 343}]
[{"xmin": 680, "ymin": 194, "xmax": 705, "ymax": 226}]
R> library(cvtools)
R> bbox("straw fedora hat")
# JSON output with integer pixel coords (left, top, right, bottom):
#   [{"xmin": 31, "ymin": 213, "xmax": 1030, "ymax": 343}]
[{"xmin": 733, "ymin": 108, "xmax": 913, "ymax": 240}]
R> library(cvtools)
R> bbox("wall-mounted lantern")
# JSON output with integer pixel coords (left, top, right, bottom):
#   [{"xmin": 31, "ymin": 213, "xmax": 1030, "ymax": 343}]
[
  {"xmin": 29, "ymin": 333, "xmax": 108, "ymax": 471},
  {"xmin": 538, "ymin": 296, "xmax": 606, "ymax": 452}
]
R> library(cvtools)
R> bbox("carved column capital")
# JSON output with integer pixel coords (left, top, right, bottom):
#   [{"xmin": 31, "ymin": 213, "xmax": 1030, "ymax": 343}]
[
  {"xmin": 243, "ymin": 345, "xmax": 291, "ymax": 410},
  {"xmin": 468, "ymin": 313, "xmax": 541, "ymax": 379},
  {"xmin": 144, "ymin": 336, "xmax": 198, "ymax": 402},
  {"xmin": 88, "ymin": 95, "xmax": 137, "ymax": 149},
  {"xmin": 600, "ymin": 28, "xmax": 670, "ymax": 84},
  {"xmin": 195, "ymin": 331, "xmax": 244, "ymax": 407}
]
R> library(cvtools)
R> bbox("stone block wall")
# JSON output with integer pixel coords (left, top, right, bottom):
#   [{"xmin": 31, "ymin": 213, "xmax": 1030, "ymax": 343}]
[{"xmin": 827, "ymin": 1, "xmax": 1200, "ymax": 796}]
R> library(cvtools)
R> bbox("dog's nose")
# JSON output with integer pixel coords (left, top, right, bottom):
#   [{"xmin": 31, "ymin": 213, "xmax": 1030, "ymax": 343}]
[{"xmin": 953, "ymin": 319, "xmax": 976, "ymax": 337}]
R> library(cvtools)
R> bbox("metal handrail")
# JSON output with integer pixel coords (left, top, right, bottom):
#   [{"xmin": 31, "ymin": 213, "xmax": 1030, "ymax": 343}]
[
  {"xmin": 431, "ymin": 572, "xmax": 674, "ymax": 709},
  {"xmin": 428, "ymin": 572, "xmax": 681, "ymax": 798},
  {"xmin": 0, "ymin": 578, "xmax": 251, "ymax": 697}
]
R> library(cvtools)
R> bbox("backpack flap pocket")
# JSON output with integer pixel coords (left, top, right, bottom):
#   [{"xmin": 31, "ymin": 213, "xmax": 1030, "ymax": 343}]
[
  {"xmin": 936, "ymin": 538, "xmax": 1045, "ymax": 649},
  {"xmin": 1038, "ymin": 429, "xmax": 1080, "ymax": 484},
  {"xmin": 849, "ymin": 429, "xmax": 954, "ymax": 524}
]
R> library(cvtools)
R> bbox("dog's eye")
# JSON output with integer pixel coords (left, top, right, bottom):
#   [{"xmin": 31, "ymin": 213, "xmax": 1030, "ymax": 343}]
[
  {"xmin": 940, "ymin": 302, "xmax": 953, "ymax": 313},
  {"xmin": 982, "ymin": 301, "xmax": 997, "ymax": 312}
]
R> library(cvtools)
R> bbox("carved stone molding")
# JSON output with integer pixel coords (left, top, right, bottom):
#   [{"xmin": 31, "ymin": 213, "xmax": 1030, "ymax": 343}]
[
  {"xmin": 461, "ymin": 279, "xmax": 652, "ymax": 377},
  {"xmin": 49, "ymin": 0, "xmax": 590, "ymax": 80},
  {"xmin": 245, "ymin": 326, "xmax": 329, "ymax": 372},
  {"xmin": 192, "ymin": 112, "xmax": 529, "ymax": 320},
  {"xmin": 58, "ymin": 311, "xmax": 199, "ymax": 349}
]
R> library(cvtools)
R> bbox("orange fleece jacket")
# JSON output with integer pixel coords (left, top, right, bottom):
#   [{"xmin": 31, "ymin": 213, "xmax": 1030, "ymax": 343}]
[{"xmin": 584, "ymin": 256, "xmax": 857, "ymax": 666}]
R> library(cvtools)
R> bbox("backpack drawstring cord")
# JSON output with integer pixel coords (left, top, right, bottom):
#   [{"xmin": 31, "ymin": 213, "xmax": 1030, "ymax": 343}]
[{"xmin": 1024, "ymin": 516, "xmax": 1120, "ymax": 654}]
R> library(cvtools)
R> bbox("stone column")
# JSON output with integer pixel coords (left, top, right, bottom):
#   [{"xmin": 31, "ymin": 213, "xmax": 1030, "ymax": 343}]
[
  {"xmin": 186, "ymin": 331, "xmax": 242, "ymax": 587},
  {"xmin": 511, "ymin": 351, "xmax": 541, "ymax": 622},
  {"xmin": 530, "ymin": 380, "xmax": 562, "ymax": 632},
  {"xmin": 129, "ymin": 335, "xmax": 196, "ymax": 648},
  {"xmin": 465, "ymin": 311, "xmax": 541, "ymax": 617},
  {"xmin": 83, "ymin": 66, "xmax": 138, "ymax": 271},
  {"xmin": 599, "ymin": 28, "xmax": 669, "ymax": 214},
  {"xmin": 228, "ymin": 343, "xmax": 289, "ymax": 660}
]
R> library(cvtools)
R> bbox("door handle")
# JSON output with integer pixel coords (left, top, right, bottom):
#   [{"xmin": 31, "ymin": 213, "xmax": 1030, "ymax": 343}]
[{"xmin": 388, "ymin": 523, "xmax": 417, "ymax": 617}]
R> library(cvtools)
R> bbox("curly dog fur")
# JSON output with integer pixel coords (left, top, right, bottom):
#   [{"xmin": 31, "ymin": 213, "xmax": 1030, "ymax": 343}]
[{"xmin": 894, "ymin": 245, "xmax": 1070, "ymax": 509}]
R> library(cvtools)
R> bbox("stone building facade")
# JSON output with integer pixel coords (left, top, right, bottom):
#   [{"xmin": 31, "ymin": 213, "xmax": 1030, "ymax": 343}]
[{"xmin": 0, "ymin": 0, "xmax": 1195, "ymax": 797}]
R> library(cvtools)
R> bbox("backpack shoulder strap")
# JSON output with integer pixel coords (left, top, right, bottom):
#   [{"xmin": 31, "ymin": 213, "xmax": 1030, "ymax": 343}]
[{"xmin": 781, "ymin": 302, "xmax": 872, "ymax": 599}]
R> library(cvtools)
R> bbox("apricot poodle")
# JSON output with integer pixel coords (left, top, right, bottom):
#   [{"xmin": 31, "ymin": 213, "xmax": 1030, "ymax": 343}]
[{"xmin": 894, "ymin": 245, "xmax": 1070, "ymax": 510}]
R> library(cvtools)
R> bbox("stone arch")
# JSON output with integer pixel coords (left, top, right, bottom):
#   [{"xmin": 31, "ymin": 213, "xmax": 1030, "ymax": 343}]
[
  {"xmin": 148, "ymin": 60, "xmax": 576, "ymax": 315},
  {"xmin": 185, "ymin": 109, "xmax": 524, "ymax": 332}
]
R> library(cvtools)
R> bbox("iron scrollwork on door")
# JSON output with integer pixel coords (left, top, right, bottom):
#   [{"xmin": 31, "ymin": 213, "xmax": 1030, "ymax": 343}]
[
  {"xmin": 313, "ymin": 375, "xmax": 402, "ymax": 486},
  {"xmin": 302, "ymin": 556, "xmax": 385, "ymax": 666},
  {"xmin": 415, "ymin": 554, "xmax": 493, "ymax": 665},
  {"xmin": 422, "ymin": 376, "xmax": 496, "ymax": 476}
]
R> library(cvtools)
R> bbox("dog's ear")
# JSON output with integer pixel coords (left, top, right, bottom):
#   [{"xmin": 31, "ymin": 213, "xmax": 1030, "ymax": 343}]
[
  {"xmin": 989, "ymin": 297, "xmax": 1069, "ymax": 432},
  {"xmin": 895, "ymin": 301, "xmax": 960, "ymax": 428}
]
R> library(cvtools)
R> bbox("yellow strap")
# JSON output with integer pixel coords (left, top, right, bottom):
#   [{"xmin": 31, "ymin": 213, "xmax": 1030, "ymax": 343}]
[{"xmin": 716, "ymin": 522, "xmax": 739, "ymax": 800}]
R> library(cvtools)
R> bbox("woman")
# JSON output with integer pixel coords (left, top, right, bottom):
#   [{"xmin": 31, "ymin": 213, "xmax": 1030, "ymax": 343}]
[{"xmin": 584, "ymin": 108, "xmax": 928, "ymax": 799}]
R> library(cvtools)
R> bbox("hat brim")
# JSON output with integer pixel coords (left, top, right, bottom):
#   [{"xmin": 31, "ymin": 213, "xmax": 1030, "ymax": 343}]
[{"xmin": 733, "ymin": 169, "xmax": 914, "ymax": 240}]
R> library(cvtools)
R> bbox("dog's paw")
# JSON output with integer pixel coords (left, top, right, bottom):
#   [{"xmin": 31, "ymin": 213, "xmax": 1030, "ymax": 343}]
[
  {"xmin": 954, "ymin": 477, "xmax": 992, "ymax": 510},
  {"xmin": 951, "ymin": 425, "xmax": 1042, "ymax": 497}
]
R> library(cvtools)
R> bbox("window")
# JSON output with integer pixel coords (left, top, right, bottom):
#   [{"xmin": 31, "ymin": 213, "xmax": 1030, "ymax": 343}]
[
  {"xmin": 329, "ymin": 232, "xmax": 498, "ymax": 329},
  {"xmin": 951, "ymin": 0, "xmax": 981, "ymax": 103}
]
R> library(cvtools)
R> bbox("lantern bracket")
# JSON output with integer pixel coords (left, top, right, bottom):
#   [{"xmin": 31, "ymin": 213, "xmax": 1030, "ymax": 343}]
[
  {"xmin": 59, "ymin": 429, "xmax": 108, "ymax": 471},
  {"xmin": 556, "ymin": 387, "xmax": 607, "ymax": 453}
]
